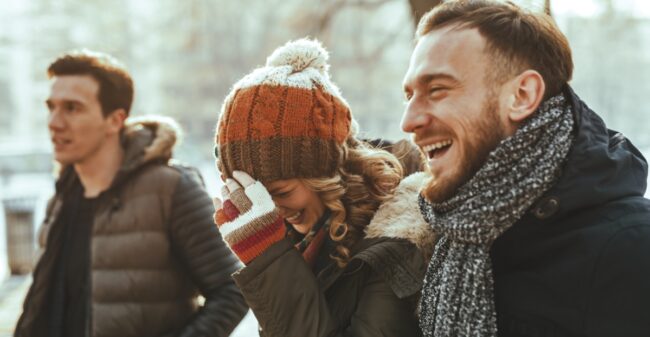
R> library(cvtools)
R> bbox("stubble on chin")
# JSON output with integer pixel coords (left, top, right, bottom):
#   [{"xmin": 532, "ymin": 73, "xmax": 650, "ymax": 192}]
[
  {"xmin": 420, "ymin": 94, "xmax": 506, "ymax": 205},
  {"xmin": 420, "ymin": 163, "xmax": 473, "ymax": 204}
]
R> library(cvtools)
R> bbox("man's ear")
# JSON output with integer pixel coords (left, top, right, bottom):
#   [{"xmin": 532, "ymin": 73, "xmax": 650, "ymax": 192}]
[
  {"xmin": 507, "ymin": 70, "xmax": 545, "ymax": 123},
  {"xmin": 106, "ymin": 108, "xmax": 127, "ymax": 135}
]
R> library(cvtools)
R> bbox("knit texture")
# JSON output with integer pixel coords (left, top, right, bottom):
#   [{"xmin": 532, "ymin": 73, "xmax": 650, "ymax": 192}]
[
  {"xmin": 216, "ymin": 38, "xmax": 352, "ymax": 182},
  {"xmin": 216, "ymin": 182, "xmax": 285, "ymax": 264},
  {"xmin": 418, "ymin": 94, "xmax": 575, "ymax": 337}
]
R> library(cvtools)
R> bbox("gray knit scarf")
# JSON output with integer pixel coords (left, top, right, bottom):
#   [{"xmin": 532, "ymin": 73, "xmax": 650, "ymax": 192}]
[{"xmin": 418, "ymin": 93, "xmax": 574, "ymax": 337}]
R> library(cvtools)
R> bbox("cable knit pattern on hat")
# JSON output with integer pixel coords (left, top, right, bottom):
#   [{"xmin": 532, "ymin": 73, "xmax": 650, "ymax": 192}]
[{"xmin": 216, "ymin": 38, "xmax": 353, "ymax": 182}]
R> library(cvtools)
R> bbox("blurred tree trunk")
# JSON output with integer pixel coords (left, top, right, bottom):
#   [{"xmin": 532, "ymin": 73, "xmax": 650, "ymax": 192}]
[
  {"xmin": 407, "ymin": 0, "xmax": 442, "ymax": 27},
  {"xmin": 544, "ymin": 0, "xmax": 552, "ymax": 16}
]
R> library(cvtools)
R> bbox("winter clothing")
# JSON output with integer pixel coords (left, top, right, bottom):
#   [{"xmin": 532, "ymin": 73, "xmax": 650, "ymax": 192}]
[
  {"xmin": 215, "ymin": 38, "xmax": 429, "ymax": 336},
  {"xmin": 15, "ymin": 117, "xmax": 248, "ymax": 337},
  {"xmin": 50, "ymin": 184, "xmax": 95, "ymax": 337},
  {"xmin": 493, "ymin": 87, "xmax": 650, "ymax": 336},
  {"xmin": 418, "ymin": 93, "xmax": 575, "ymax": 337},
  {"xmin": 365, "ymin": 172, "xmax": 437, "ymax": 258},
  {"xmin": 289, "ymin": 209, "xmax": 331, "ymax": 268},
  {"xmin": 217, "ymin": 181, "xmax": 286, "ymax": 264},
  {"xmin": 413, "ymin": 86, "xmax": 650, "ymax": 337},
  {"xmin": 215, "ymin": 39, "xmax": 353, "ymax": 183},
  {"xmin": 231, "ymin": 173, "xmax": 434, "ymax": 337}
]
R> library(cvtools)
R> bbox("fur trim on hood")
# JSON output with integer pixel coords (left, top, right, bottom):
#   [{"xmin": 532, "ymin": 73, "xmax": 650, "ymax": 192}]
[
  {"xmin": 124, "ymin": 115, "xmax": 182, "ymax": 164},
  {"xmin": 365, "ymin": 171, "xmax": 436, "ymax": 259}
]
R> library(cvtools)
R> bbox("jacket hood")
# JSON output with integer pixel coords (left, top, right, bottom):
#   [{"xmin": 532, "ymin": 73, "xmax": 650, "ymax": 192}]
[
  {"xmin": 365, "ymin": 171, "xmax": 437, "ymax": 259},
  {"xmin": 528, "ymin": 86, "xmax": 648, "ymax": 221},
  {"xmin": 56, "ymin": 115, "xmax": 182, "ymax": 192},
  {"xmin": 120, "ymin": 115, "xmax": 182, "ymax": 171}
]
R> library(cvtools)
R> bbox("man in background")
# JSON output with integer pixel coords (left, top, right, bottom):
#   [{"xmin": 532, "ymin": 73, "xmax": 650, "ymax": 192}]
[{"xmin": 14, "ymin": 50, "xmax": 247, "ymax": 337}]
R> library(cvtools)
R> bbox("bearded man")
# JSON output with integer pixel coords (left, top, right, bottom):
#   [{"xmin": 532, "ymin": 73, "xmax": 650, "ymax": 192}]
[{"xmin": 398, "ymin": 1, "xmax": 650, "ymax": 336}]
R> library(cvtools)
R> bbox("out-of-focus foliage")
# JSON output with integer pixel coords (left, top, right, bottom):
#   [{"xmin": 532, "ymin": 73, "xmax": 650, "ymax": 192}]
[{"xmin": 0, "ymin": 0, "xmax": 648, "ymax": 167}]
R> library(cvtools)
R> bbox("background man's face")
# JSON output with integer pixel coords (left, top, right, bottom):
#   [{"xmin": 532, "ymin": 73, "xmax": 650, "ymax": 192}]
[
  {"xmin": 46, "ymin": 75, "xmax": 112, "ymax": 166},
  {"xmin": 401, "ymin": 27, "xmax": 508, "ymax": 203}
]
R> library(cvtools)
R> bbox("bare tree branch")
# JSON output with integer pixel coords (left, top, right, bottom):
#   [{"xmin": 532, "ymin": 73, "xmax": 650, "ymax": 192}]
[
  {"xmin": 315, "ymin": 0, "xmax": 347, "ymax": 35},
  {"xmin": 544, "ymin": 0, "xmax": 552, "ymax": 16}
]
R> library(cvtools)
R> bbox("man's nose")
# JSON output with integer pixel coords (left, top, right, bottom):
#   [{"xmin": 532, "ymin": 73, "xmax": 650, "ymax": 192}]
[
  {"xmin": 401, "ymin": 98, "xmax": 430, "ymax": 133},
  {"xmin": 48, "ymin": 110, "xmax": 66, "ymax": 131}
]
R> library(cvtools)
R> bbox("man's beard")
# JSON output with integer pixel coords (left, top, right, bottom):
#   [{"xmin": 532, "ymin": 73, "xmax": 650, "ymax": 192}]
[{"xmin": 422, "ymin": 94, "xmax": 507, "ymax": 204}]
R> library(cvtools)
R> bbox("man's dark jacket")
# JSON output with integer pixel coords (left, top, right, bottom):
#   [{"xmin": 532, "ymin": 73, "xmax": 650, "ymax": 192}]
[
  {"xmin": 492, "ymin": 87, "xmax": 650, "ymax": 337},
  {"xmin": 15, "ymin": 117, "xmax": 248, "ymax": 337}
]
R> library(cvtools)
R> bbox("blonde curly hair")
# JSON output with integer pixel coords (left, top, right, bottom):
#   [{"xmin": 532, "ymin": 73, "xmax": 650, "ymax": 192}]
[{"xmin": 302, "ymin": 136, "xmax": 403, "ymax": 267}]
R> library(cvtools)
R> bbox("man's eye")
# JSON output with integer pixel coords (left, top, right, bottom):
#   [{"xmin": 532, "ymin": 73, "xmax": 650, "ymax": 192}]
[
  {"xmin": 64, "ymin": 103, "xmax": 77, "ymax": 112},
  {"xmin": 428, "ymin": 87, "xmax": 447, "ymax": 97},
  {"xmin": 404, "ymin": 92, "xmax": 413, "ymax": 101}
]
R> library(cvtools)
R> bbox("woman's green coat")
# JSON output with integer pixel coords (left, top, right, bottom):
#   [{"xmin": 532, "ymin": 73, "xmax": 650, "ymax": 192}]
[{"xmin": 233, "ymin": 173, "xmax": 435, "ymax": 337}]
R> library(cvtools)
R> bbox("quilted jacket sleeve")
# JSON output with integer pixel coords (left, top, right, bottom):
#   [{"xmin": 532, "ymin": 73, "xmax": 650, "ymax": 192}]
[{"xmin": 169, "ymin": 171, "xmax": 248, "ymax": 337}]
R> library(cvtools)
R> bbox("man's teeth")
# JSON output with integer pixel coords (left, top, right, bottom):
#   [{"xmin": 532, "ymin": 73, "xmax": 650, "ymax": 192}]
[
  {"xmin": 422, "ymin": 140, "xmax": 452, "ymax": 153},
  {"xmin": 286, "ymin": 211, "xmax": 302, "ymax": 221}
]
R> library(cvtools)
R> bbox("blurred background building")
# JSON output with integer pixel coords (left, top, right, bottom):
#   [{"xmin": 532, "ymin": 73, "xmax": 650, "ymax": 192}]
[{"xmin": 0, "ymin": 0, "xmax": 649, "ymax": 334}]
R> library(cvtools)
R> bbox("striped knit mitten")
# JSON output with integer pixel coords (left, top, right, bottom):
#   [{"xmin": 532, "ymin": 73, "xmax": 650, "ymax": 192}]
[{"xmin": 214, "ymin": 178, "xmax": 285, "ymax": 264}]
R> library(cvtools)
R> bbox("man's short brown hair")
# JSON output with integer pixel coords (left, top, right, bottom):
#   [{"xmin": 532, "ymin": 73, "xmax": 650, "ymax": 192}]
[
  {"xmin": 47, "ymin": 50, "xmax": 134, "ymax": 117},
  {"xmin": 417, "ymin": 0, "xmax": 573, "ymax": 99}
]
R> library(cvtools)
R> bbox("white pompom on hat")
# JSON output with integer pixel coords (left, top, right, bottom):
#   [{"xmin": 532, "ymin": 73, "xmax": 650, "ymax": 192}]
[
  {"xmin": 223, "ymin": 38, "xmax": 348, "ymax": 108},
  {"xmin": 266, "ymin": 38, "xmax": 330, "ymax": 75}
]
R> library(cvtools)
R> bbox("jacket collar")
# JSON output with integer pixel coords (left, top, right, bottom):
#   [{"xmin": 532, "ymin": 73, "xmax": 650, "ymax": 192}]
[
  {"xmin": 317, "ymin": 237, "xmax": 380, "ymax": 291},
  {"xmin": 527, "ymin": 86, "xmax": 648, "ymax": 222}
]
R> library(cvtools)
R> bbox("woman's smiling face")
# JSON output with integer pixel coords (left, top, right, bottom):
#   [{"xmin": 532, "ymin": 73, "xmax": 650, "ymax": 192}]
[{"xmin": 265, "ymin": 179, "xmax": 326, "ymax": 234}]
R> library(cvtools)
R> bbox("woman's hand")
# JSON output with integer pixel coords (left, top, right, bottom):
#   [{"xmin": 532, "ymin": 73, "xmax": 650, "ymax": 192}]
[{"xmin": 213, "ymin": 171, "xmax": 285, "ymax": 264}]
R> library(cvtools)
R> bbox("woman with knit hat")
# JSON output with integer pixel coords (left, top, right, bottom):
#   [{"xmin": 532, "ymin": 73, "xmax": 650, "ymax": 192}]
[{"xmin": 213, "ymin": 39, "xmax": 432, "ymax": 336}]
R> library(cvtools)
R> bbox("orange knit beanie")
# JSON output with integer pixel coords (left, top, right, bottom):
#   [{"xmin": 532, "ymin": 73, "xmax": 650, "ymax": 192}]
[{"xmin": 215, "ymin": 38, "xmax": 353, "ymax": 182}]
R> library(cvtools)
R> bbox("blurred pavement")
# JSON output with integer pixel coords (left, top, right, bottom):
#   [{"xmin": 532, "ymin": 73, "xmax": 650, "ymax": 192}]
[{"xmin": 0, "ymin": 276, "xmax": 29, "ymax": 337}]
